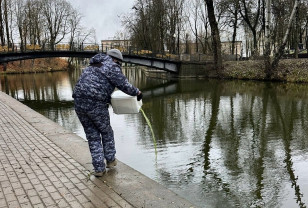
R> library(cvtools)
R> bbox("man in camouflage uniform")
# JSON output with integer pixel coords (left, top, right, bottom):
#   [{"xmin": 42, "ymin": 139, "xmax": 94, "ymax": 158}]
[{"xmin": 73, "ymin": 49, "xmax": 142, "ymax": 176}]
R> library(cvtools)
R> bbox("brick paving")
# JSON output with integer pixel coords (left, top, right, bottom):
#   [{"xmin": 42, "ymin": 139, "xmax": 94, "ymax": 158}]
[{"xmin": 0, "ymin": 100, "xmax": 133, "ymax": 208}]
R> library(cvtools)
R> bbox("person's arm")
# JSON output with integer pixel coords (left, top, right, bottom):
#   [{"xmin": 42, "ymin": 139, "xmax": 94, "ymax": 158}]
[{"xmin": 105, "ymin": 64, "xmax": 140, "ymax": 96}]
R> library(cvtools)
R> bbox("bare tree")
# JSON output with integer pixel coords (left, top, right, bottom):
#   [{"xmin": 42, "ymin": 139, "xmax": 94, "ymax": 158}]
[
  {"xmin": 3, "ymin": 0, "xmax": 10, "ymax": 46},
  {"xmin": 24, "ymin": 0, "xmax": 43, "ymax": 46},
  {"xmin": 124, "ymin": 0, "xmax": 166, "ymax": 52},
  {"xmin": 294, "ymin": 1, "xmax": 308, "ymax": 58},
  {"xmin": 13, "ymin": 0, "xmax": 26, "ymax": 51},
  {"xmin": 124, "ymin": 0, "xmax": 187, "ymax": 54},
  {"xmin": 0, "ymin": 0, "xmax": 5, "ymax": 45},
  {"xmin": 151, "ymin": 0, "xmax": 166, "ymax": 52},
  {"xmin": 184, "ymin": 0, "xmax": 212, "ymax": 54},
  {"xmin": 199, "ymin": 2, "xmax": 211, "ymax": 54},
  {"xmin": 126, "ymin": 0, "xmax": 151, "ymax": 50},
  {"xmin": 68, "ymin": 8, "xmax": 82, "ymax": 50},
  {"xmin": 264, "ymin": 0, "xmax": 301, "ymax": 79},
  {"xmin": 239, "ymin": 0, "xmax": 262, "ymax": 57},
  {"xmin": 205, "ymin": 0, "xmax": 223, "ymax": 73},
  {"xmin": 166, "ymin": 0, "xmax": 185, "ymax": 54},
  {"xmin": 264, "ymin": 0, "xmax": 271, "ymax": 72},
  {"xmin": 224, "ymin": 0, "xmax": 240, "ymax": 55},
  {"xmin": 41, "ymin": 0, "xmax": 72, "ymax": 50},
  {"xmin": 271, "ymin": 0, "xmax": 300, "ymax": 69},
  {"xmin": 185, "ymin": 0, "xmax": 202, "ymax": 53}
]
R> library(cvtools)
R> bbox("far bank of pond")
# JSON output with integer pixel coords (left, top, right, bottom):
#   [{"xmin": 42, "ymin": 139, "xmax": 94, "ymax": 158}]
[
  {"xmin": 1, "ymin": 57, "xmax": 308, "ymax": 83},
  {"xmin": 0, "ymin": 58, "xmax": 70, "ymax": 74},
  {"xmin": 146, "ymin": 58, "xmax": 308, "ymax": 83},
  {"xmin": 223, "ymin": 58, "xmax": 308, "ymax": 83}
]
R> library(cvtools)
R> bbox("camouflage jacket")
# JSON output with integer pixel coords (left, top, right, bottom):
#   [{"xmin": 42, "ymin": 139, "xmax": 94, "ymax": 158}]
[{"xmin": 72, "ymin": 53, "xmax": 139, "ymax": 104}]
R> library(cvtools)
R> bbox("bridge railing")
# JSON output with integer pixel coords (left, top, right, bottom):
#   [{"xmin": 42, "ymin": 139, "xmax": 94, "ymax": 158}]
[
  {"xmin": 0, "ymin": 42, "xmax": 214, "ymax": 62},
  {"xmin": 0, "ymin": 42, "xmax": 101, "ymax": 53},
  {"xmin": 101, "ymin": 44, "xmax": 214, "ymax": 62}
]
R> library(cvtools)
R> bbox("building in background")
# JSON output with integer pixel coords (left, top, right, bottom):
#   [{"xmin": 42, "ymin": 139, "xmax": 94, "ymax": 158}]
[
  {"xmin": 102, "ymin": 39, "xmax": 242, "ymax": 61},
  {"xmin": 101, "ymin": 39, "xmax": 132, "ymax": 53}
]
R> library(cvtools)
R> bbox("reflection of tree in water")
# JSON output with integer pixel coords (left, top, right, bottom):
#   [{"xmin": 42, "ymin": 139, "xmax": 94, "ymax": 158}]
[
  {"xmin": 0, "ymin": 72, "xmax": 72, "ymax": 101},
  {"xmin": 269, "ymin": 85, "xmax": 306, "ymax": 208},
  {"xmin": 0, "ymin": 71, "xmax": 80, "ymax": 133},
  {"xmin": 253, "ymin": 87, "xmax": 268, "ymax": 204},
  {"xmin": 1, "ymin": 70, "xmax": 308, "ymax": 207},
  {"xmin": 202, "ymin": 83, "xmax": 220, "ymax": 172},
  {"xmin": 136, "ymin": 81, "xmax": 213, "ymax": 166},
  {"xmin": 143, "ymin": 80, "xmax": 308, "ymax": 207}
]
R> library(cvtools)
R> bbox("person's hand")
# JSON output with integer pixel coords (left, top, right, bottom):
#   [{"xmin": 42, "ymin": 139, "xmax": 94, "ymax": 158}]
[{"xmin": 137, "ymin": 91, "xmax": 143, "ymax": 101}]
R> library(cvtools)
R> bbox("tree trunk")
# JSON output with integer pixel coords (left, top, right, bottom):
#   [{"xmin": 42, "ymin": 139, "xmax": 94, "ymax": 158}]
[
  {"xmin": 194, "ymin": 5, "xmax": 198, "ymax": 53},
  {"xmin": 264, "ymin": 0, "xmax": 272, "ymax": 79},
  {"xmin": 195, "ymin": 21, "xmax": 198, "ymax": 53},
  {"xmin": 306, "ymin": 17, "xmax": 308, "ymax": 51},
  {"xmin": 18, "ymin": 25, "xmax": 23, "ymax": 51},
  {"xmin": 252, "ymin": 29, "xmax": 258, "ymax": 57},
  {"xmin": 4, "ymin": 0, "xmax": 10, "ymax": 47},
  {"xmin": 231, "ymin": 2, "xmax": 239, "ymax": 55},
  {"xmin": 0, "ymin": 0, "xmax": 5, "ymax": 46},
  {"xmin": 294, "ymin": 8, "xmax": 299, "ymax": 59},
  {"xmin": 177, "ymin": 26, "xmax": 180, "ymax": 54},
  {"xmin": 205, "ymin": 0, "xmax": 223, "ymax": 74},
  {"xmin": 271, "ymin": 0, "xmax": 300, "ymax": 71}
]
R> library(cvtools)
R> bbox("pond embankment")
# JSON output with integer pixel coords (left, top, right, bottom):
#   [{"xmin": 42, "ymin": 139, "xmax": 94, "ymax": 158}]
[
  {"xmin": 146, "ymin": 58, "xmax": 308, "ymax": 83},
  {"xmin": 0, "ymin": 58, "xmax": 70, "ymax": 74},
  {"xmin": 222, "ymin": 58, "xmax": 308, "ymax": 83},
  {"xmin": 1, "ymin": 57, "xmax": 308, "ymax": 83}
]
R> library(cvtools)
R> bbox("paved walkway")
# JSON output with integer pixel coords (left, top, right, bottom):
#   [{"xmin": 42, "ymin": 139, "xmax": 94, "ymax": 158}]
[
  {"xmin": 0, "ymin": 92, "xmax": 197, "ymax": 208},
  {"xmin": 0, "ymin": 96, "xmax": 133, "ymax": 208}
]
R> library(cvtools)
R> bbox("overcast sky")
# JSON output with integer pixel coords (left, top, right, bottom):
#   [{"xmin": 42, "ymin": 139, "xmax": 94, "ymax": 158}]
[{"xmin": 67, "ymin": 0, "xmax": 135, "ymax": 41}]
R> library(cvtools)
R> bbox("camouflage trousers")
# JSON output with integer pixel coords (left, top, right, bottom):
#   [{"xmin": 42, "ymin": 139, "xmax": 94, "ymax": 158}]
[{"xmin": 74, "ymin": 99, "xmax": 116, "ymax": 172}]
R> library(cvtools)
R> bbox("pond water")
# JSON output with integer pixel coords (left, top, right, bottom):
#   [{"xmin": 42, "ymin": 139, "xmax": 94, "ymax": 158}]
[{"xmin": 1, "ymin": 66, "xmax": 308, "ymax": 208}]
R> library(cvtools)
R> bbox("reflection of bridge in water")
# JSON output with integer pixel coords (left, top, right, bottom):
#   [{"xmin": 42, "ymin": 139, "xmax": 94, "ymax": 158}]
[
  {"xmin": 19, "ymin": 81, "xmax": 209, "ymax": 110},
  {"xmin": 19, "ymin": 79, "xmax": 237, "ymax": 111},
  {"xmin": 20, "ymin": 81, "xmax": 181, "ymax": 110}
]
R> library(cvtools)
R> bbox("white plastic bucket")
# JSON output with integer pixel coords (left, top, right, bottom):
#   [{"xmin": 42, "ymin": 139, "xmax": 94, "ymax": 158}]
[{"xmin": 111, "ymin": 90, "xmax": 142, "ymax": 114}]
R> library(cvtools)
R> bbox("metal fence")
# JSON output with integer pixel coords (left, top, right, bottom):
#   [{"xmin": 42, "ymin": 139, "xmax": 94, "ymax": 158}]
[
  {"xmin": 1, "ymin": 42, "xmax": 307, "ymax": 62},
  {"xmin": 0, "ymin": 42, "xmax": 217, "ymax": 62},
  {"xmin": 0, "ymin": 42, "xmax": 101, "ymax": 53}
]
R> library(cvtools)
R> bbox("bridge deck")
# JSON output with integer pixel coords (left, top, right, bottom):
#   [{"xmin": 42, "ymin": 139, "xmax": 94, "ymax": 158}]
[{"xmin": 0, "ymin": 51, "xmax": 181, "ymax": 73}]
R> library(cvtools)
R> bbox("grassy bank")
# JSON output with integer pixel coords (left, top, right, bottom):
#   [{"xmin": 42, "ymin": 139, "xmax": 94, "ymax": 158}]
[
  {"xmin": 0, "ymin": 58, "xmax": 69, "ymax": 74},
  {"xmin": 223, "ymin": 58, "xmax": 308, "ymax": 83}
]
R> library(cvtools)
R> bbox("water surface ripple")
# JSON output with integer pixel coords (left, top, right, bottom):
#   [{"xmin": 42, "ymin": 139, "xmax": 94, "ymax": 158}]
[{"xmin": 1, "ymin": 67, "xmax": 308, "ymax": 208}]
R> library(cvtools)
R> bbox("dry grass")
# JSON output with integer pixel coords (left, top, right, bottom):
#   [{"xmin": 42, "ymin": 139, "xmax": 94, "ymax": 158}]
[
  {"xmin": 223, "ymin": 59, "xmax": 308, "ymax": 83},
  {"xmin": 0, "ymin": 58, "xmax": 69, "ymax": 74}
]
